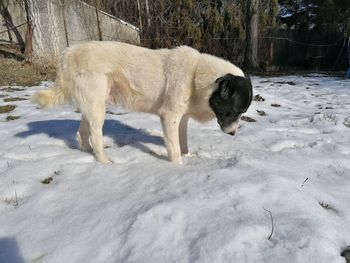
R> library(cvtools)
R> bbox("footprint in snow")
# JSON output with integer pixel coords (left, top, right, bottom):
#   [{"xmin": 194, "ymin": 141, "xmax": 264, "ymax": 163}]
[
  {"xmin": 269, "ymin": 140, "xmax": 305, "ymax": 152},
  {"xmin": 344, "ymin": 116, "xmax": 350, "ymax": 128},
  {"xmin": 184, "ymin": 153, "xmax": 239, "ymax": 169}
]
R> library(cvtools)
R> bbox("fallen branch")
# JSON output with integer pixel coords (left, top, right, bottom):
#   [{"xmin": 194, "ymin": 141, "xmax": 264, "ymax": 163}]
[
  {"xmin": 301, "ymin": 177, "xmax": 309, "ymax": 187},
  {"xmin": 263, "ymin": 207, "xmax": 274, "ymax": 240}
]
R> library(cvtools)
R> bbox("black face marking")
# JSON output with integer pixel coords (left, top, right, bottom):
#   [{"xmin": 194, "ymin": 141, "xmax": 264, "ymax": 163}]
[{"xmin": 209, "ymin": 73, "xmax": 253, "ymax": 132}]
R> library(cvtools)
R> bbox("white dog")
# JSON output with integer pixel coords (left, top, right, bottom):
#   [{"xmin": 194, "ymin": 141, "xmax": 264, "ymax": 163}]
[{"xmin": 32, "ymin": 41, "xmax": 252, "ymax": 164}]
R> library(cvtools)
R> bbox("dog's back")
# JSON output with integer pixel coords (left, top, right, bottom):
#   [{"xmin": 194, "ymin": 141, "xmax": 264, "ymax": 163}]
[{"xmin": 32, "ymin": 41, "xmax": 200, "ymax": 113}]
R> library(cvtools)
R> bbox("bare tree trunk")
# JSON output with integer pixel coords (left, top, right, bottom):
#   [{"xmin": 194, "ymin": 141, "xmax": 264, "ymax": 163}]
[
  {"xmin": 0, "ymin": 1, "xmax": 25, "ymax": 50},
  {"xmin": 24, "ymin": 0, "xmax": 33, "ymax": 62},
  {"xmin": 145, "ymin": 0, "xmax": 150, "ymax": 27},
  {"xmin": 244, "ymin": 0, "xmax": 259, "ymax": 70},
  {"xmin": 61, "ymin": 0, "xmax": 69, "ymax": 47},
  {"xmin": 136, "ymin": 0, "xmax": 142, "ymax": 31},
  {"xmin": 94, "ymin": 0, "xmax": 103, "ymax": 41}
]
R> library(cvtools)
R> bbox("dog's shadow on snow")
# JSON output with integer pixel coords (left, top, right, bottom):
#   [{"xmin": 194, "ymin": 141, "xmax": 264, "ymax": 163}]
[
  {"xmin": 16, "ymin": 119, "xmax": 165, "ymax": 159},
  {"xmin": 0, "ymin": 237, "xmax": 25, "ymax": 263}
]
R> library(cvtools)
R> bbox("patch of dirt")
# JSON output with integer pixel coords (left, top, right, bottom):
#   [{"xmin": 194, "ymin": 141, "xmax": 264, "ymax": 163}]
[
  {"xmin": 3, "ymin": 97, "xmax": 28, "ymax": 102},
  {"xmin": 6, "ymin": 115, "xmax": 20, "ymax": 121},
  {"xmin": 274, "ymin": 81, "xmax": 296, "ymax": 85},
  {"xmin": 1, "ymin": 87, "xmax": 25, "ymax": 92},
  {"xmin": 106, "ymin": 110, "xmax": 129, "ymax": 115},
  {"xmin": 253, "ymin": 94, "xmax": 265, "ymax": 102},
  {"xmin": 241, "ymin": 116, "xmax": 256, "ymax": 122},
  {"xmin": 0, "ymin": 57, "xmax": 56, "ymax": 86},
  {"xmin": 0, "ymin": 105, "xmax": 16, "ymax": 114},
  {"xmin": 41, "ymin": 177, "xmax": 53, "ymax": 184},
  {"xmin": 343, "ymin": 117, "xmax": 350, "ymax": 128},
  {"xmin": 271, "ymin": 103, "xmax": 281, "ymax": 107},
  {"xmin": 256, "ymin": 110, "xmax": 266, "ymax": 116}
]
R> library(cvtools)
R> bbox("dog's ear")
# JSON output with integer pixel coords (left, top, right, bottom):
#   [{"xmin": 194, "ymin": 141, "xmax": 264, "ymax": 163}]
[
  {"xmin": 215, "ymin": 73, "xmax": 235, "ymax": 84},
  {"xmin": 215, "ymin": 74, "xmax": 235, "ymax": 100}
]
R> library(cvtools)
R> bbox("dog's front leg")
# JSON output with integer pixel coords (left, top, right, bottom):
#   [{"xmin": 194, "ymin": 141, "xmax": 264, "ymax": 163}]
[{"xmin": 160, "ymin": 114, "xmax": 182, "ymax": 164}]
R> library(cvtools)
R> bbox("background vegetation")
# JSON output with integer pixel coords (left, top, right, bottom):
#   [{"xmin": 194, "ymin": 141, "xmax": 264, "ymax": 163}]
[{"xmin": 1, "ymin": 0, "xmax": 349, "ymax": 85}]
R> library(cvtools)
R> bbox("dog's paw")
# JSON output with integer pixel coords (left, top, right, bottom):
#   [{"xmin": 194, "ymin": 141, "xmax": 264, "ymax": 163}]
[
  {"xmin": 169, "ymin": 156, "xmax": 183, "ymax": 165},
  {"xmin": 96, "ymin": 155, "xmax": 114, "ymax": 164},
  {"xmin": 76, "ymin": 132, "xmax": 93, "ymax": 152},
  {"xmin": 101, "ymin": 159, "xmax": 113, "ymax": 164},
  {"xmin": 182, "ymin": 152, "xmax": 195, "ymax": 158}
]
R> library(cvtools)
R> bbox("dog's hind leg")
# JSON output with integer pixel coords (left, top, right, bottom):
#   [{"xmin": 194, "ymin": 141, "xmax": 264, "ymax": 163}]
[
  {"xmin": 75, "ymin": 74, "xmax": 112, "ymax": 164},
  {"xmin": 83, "ymin": 105, "xmax": 112, "ymax": 164},
  {"xmin": 179, "ymin": 115, "xmax": 189, "ymax": 155},
  {"xmin": 77, "ymin": 115, "xmax": 92, "ymax": 152}
]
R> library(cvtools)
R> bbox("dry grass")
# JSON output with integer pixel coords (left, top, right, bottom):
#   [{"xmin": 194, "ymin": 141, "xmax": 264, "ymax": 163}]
[
  {"xmin": 6, "ymin": 115, "xmax": 20, "ymax": 121},
  {"xmin": 41, "ymin": 177, "xmax": 53, "ymax": 184},
  {"xmin": 0, "ymin": 57, "xmax": 56, "ymax": 86},
  {"xmin": 0, "ymin": 105, "xmax": 16, "ymax": 114},
  {"xmin": 241, "ymin": 115, "xmax": 256, "ymax": 122},
  {"xmin": 0, "ymin": 87, "xmax": 25, "ymax": 92},
  {"xmin": 3, "ymin": 97, "xmax": 29, "ymax": 102}
]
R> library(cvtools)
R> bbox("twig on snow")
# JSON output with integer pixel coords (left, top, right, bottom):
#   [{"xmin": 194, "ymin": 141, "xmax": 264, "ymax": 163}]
[
  {"xmin": 301, "ymin": 177, "xmax": 309, "ymax": 187},
  {"xmin": 263, "ymin": 207, "xmax": 274, "ymax": 240},
  {"xmin": 14, "ymin": 190, "xmax": 18, "ymax": 207}
]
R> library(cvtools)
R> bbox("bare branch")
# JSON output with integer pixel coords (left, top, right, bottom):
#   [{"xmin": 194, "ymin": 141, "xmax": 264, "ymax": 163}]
[
  {"xmin": 263, "ymin": 207, "xmax": 274, "ymax": 240},
  {"xmin": 301, "ymin": 177, "xmax": 309, "ymax": 187}
]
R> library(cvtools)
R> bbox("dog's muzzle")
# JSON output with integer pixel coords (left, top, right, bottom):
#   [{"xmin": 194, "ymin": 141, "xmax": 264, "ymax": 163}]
[
  {"xmin": 228, "ymin": 130, "xmax": 236, "ymax": 136},
  {"xmin": 222, "ymin": 121, "xmax": 239, "ymax": 136}
]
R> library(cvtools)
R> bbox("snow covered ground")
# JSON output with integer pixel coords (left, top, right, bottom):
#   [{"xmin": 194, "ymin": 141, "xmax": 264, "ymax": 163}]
[{"xmin": 0, "ymin": 75, "xmax": 349, "ymax": 263}]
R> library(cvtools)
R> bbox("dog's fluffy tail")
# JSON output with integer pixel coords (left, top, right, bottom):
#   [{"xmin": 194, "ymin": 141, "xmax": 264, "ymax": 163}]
[{"xmin": 31, "ymin": 86, "xmax": 67, "ymax": 108}]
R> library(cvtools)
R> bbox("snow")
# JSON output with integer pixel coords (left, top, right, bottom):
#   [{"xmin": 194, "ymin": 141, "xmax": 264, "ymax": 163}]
[{"xmin": 0, "ymin": 75, "xmax": 349, "ymax": 263}]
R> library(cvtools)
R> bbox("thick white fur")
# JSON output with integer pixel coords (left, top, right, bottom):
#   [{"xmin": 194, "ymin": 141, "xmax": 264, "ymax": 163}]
[{"xmin": 32, "ymin": 41, "xmax": 244, "ymax": 164}]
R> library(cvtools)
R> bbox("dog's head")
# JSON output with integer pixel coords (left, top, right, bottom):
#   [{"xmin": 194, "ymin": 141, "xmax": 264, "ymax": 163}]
[{"xmin": 209, "ymin": 74, "xmax": 253, "ymax": 135}]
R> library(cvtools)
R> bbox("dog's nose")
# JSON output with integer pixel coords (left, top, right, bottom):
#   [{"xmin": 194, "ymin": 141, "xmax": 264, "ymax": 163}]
[{"xmin": 228, "ymin": 131, "xmax": 236, "ymax": 136}]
